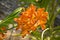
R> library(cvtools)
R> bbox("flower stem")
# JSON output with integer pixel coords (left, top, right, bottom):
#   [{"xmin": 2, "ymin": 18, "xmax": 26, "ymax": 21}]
[{"xmin": 41, "ymin": 28, "xmax": 49, "ymax": 40}]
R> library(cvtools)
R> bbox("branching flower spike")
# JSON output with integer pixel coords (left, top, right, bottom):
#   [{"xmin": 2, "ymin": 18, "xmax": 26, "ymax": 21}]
[{"xmin": 14, "ymin": 4, "xmax": 48, "ymax": 37}]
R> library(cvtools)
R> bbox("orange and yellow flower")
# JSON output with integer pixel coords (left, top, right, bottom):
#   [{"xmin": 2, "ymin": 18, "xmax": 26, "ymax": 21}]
[
  {"xmin": 14, "ymin": 4, "xmax": 48, "ymax": 37},
  {"xmin": 0, "ymin": 27, "xmax": 7, "ymax": 40}
]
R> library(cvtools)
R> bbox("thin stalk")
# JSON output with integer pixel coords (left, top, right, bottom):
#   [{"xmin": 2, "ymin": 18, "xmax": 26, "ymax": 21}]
[{"xmin": 41, "ymin": 28, "xmax": 49, "ymax": 40}]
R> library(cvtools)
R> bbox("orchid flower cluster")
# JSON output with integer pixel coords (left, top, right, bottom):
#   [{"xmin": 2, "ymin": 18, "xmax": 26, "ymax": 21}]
[{"xmin": 14, "ymin": 4, "xmax": 48, "ymax": 37}]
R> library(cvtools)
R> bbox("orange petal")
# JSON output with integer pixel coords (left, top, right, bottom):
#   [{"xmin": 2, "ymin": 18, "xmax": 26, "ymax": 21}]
[{"xmin": 41, "ymin": 25, "xmax": 46, "ymax": 30}]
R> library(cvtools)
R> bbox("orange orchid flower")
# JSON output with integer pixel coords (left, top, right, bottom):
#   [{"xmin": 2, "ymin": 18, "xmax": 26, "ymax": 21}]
[{"xmin": 14, "ymin": 4, "xmax": 48, "ymax": 37}]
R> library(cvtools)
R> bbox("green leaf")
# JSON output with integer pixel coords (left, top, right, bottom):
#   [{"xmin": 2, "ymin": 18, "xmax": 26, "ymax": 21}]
[
  {"xmin": 0, "ymin": 7, "xmax": 23, "ymax": 33},
  {"xmin": 20, "ymin": 0, "xmax": 36, "ymax": 3},
  {"xmin": 31, "ymin": 30, "xmax": 41, "ymax": 40},
  {"xmin": 4, "ymin": 7, "xmax": 23, "ymax": 20},
  {"xmin": 54, "ymin": 26, "xmax": 60, "ymax": 31}
]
